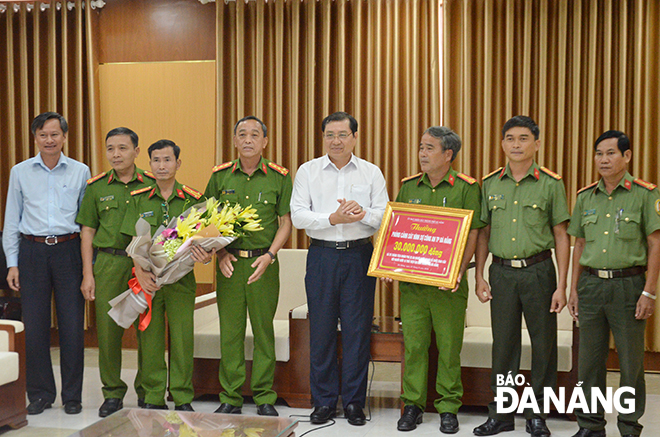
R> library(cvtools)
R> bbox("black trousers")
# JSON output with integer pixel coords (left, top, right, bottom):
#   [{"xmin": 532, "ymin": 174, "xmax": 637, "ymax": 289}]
[
  {"xmin": 304, "ymin": 243, "xmax": 375, "ymax": 409},
  {"xmin": 19, "ymin": 237, "xmax": 84, "ymax": 403}
]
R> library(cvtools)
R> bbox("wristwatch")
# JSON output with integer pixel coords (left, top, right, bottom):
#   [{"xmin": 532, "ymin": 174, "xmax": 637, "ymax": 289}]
[{"xmin": 267, "ymin": 251, "xmax": 276, "ymax": 264}]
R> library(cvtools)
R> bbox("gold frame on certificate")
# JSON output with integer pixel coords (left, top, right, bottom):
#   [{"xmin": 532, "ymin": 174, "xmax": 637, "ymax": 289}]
[{"xmin": 368, "ymin": 201, "xmax": 474, "ymax": 289}]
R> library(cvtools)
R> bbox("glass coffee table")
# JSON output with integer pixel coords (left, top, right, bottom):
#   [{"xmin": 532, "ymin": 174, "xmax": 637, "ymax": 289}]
[{"xmin": 69, "ymin": 409, "xmax": 298, "ymax": 437}]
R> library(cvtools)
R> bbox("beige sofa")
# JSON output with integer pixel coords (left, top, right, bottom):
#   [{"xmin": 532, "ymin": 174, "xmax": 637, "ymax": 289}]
[
  {"xmin": 192, "ymin": 249, "xmax": 312, "ymax": 408},
  {"xmin": 0, "ymin": 320, "xmax": 27, "ymax": 429}
]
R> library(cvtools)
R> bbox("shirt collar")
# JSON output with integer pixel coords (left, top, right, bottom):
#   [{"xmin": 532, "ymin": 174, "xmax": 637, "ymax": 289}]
[
  {"xmin": 420, "ymin": 168, "xmax": 457, "ymax": 188},
  {"xmin": 596, "ymin": 172, "xmax": 634, "ymax": 194},
  {"xmin": 34, "ymin": 152, "xmax": 67, "ymax": 170},
  {"xmin": 501, "ymin": 161, "xmax": 540, "ymax": 181},
  {"xmin": 107, "ymin": 167, "xmax": 139, "ymax": 184},
  {"xmin": 232, "ymin": 157, "xmax": 269, "ymax": 175},
  {"xmin": 322, "ymin": 153, "xmax": 357, "ymax": 171},
  {"xmin": 150, "ymin": 180, "xmax": 185, "ymax": 201}
]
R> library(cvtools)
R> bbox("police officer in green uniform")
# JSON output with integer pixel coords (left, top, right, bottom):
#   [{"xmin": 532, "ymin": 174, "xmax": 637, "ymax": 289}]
[
  {"xmin": 567, "ymin": 130, "xmax": 660, "ymax": 437},
  {"xmin": 120, "ymin": 139, "xmax": 212, "ymax": 411},
  {"xmin": 392, "ymin": 126, "xmax": 484, "ymax": 434},
  {"xmin": 474, "ymin": 116, "xmax": 570, "ymax": 437},
  {"xmin": 77, "ymin": 127, "xmax": 152, "ymax": 417},
  {"xmin": 204, "ymin": 116, "xmax": 292, "ymax": 417}
]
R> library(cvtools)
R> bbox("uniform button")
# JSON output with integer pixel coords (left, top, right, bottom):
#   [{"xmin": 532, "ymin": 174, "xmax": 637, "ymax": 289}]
[
  {"xmin": 603, "ymin": 249, "xmax": 607, "ymax": 253},
  {"xmin": 125, "ymin": 185, "xmax": 128, "ymax": 188},
  {"xmin": 513, "ymin": 255, "xmax": 518, "ymax": 259},
  {"xmin": 512, "ymin": 237, "xmax": 516, "ymax": 241},
  {"xmin": 608, "ymin": 196, "xmax": 612, "ymax": 200},
  {"xmin": 533, "ymin": 204, "xmax": 537, "ymax": 208},
  {"xmin": 432, "ymin": 189, "xmax": 436, "ymax": 193},
  {"xmin": 606, "ymin": 213, "xmax": 611, "ymax": 217},
  {"xmin": 625, "ymin": 217, "xmax": 629, "ymax": 222},
  {"xmin": 512, "ymin": 219, "xmax": 517, "ymax": 223},
  {"xmin": 516, "ymin": 183, "xmax": 519, "ymax": 187},
  {"xmin": 246, "ymin": 196, "xmax": 249, "ymax": 199},
  {"xmin": 264, "ymin": 200, "xmax": 268, "ymax": 204},
  {"xmin": 604, "ymin": 231, "xmax": 608, "ymax": 235},
  {"xmin": 493, "ymin": 206, "xmax": 497, "ymax": 210},
  {"xmin": 514, "ymin": 200, "xmax": 518, "ymax": 205},
  {"xmin": 247, "ymin": 177, "xmax": 251, "ymax": 181},
  {"xmin": 126, "ymin": 200, "xmax": 130, "ymax": 204},
  {"xmin": 105, "ymin": 206, "xmax": 109, "ymax": 210}
]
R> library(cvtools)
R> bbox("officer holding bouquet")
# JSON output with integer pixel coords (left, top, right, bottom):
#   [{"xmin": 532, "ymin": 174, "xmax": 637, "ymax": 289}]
[
  {"xmin": 204, "ymin": 116, "xmax": 293, "ymax": 417},
  {"xmin": 121, "ymin": 139, "xmax": 211, "ymax": 411}
]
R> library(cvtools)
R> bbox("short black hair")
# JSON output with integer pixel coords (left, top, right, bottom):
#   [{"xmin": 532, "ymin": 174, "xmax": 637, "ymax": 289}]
[
  {"xmin": 148, "ymin": 139, "xmax": 180, "ymax": 159},
  {"xmin": 502, "ymin": 115, "xmax": 540, "ymax": 140},
  {"xmin": 106, "ymin": 127, "xmax": 139, "ymax": 148},
  {"xmin": 234, "ymin": 116, "xmax": 268, "ymax": 137},
  {"xmin": 321, "ymin": 111, "xmax": 358, "ymax": 134},
  {"xmin": 423, "ymin": 126, "xmax": 461, "ymax": 162},
  {"xmin": 594, "ymin": 130, "xmax": 630, "ymax": 154},
  {"xmin": 31, "ymin": 112, "xmax": 68, "ymax": 135}
]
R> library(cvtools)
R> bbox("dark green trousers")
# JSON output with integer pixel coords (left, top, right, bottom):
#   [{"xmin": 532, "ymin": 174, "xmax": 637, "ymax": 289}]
[
  {"xmin": 216, "ymin": 257, "xmax": 279, "ymax": 406},
  {"xmin": 576, "ymin": 271, "xmax": 646, "ymax": 436},
  {"xmin": 488, "ymin": 257, "xmax": 558, "ymax": 421},
  {"xmin": 93, "ymin": 250, "xmax": 144, "ymax": 400},
  {"xmin": 140, "ymin": 272, "xmax": 196, "ymax": 406},
  {"xmin": 400, "ymin": 279, "xmax": 468, "ymax": 414}
]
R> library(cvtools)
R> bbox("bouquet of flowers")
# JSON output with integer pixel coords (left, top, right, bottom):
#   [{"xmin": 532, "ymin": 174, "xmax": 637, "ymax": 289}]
[{"xmin": 108, "ymin": 198, "xmax": 263, "ymax": 330}]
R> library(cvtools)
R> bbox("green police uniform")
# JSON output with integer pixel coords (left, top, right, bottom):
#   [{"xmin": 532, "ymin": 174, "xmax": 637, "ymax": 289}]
[
  {"xmin": 204, "ymin": 157, "xmax": 293, "ymax": 407},
  {"xmin": 396, "ymin": 169, "xmax": 485, "ymax": 414},
  {"xmin": 76, "ymin": 168, "xmax": 154, "ymax": 401},
  {"xmin": 480, "ymin": 162, "xmax": 570, "ymax": 421},
  {"xmin": 120, "ymin": 181, "xmax": 204, "ymax": 406},
  {"xmin": 567, "ymin": 172, "xmax": 660, "ymax": 436}
]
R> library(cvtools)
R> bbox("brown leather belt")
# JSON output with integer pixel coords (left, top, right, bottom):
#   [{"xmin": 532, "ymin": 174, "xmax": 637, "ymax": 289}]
[
  {"xmin": 310, "ymin": 238, "xmax": 371, "ymax": 250},
  {"xmin": 587, "ymin": 266, "xmax": 646, "ymax": 279},
  {"xmin": 227, "ymin": 248, "xmax": 269, "ymax": 258},
  {"xmin": 21, "ymin": 233, "xmax": 79, "ymax": 246},
  {"xmin": 98, "ymin": 247, "xmax": 129, "ymax": 257},
  {"xmin": 492, "ymin": 249, "xmax": 552, "ymax": 269}
]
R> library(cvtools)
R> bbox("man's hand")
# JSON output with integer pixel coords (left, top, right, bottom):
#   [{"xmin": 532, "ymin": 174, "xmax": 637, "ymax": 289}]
[
  {"xmin": 190, "ymin": 245, "xmax": 215, "ymax": 265},
  {"xmin": 247, "ymin": 254, "xmax": 272, "ymax": 285},
  {"xmin": 217, "ymin": 249, "xmax": 237, "ymax": 279},
  {"xmin": 475, "ymin": 277, "xmax": 492, "ymax": 303},
  {"xmin": 568, "ymin": 290, "xmax": 579, "ymax": 321},
  {"xmin": 380, "ymin": 277, "xmax": 393, "ymax": 283},
  {"xmin": 134, "ymin": 264, "xmax": 160, "ymax": 293},
  {"xmin": 635, "ymin": 293, "xmax": 656, "ymax": 320},
  {"xmin": 6, "ymin": 267, "xmax": 19, "ymax": 292},
  {"xmin": 81, "ymin": 274, "xmax": 96, "ymax": 301},
  {"xmin": 329, "ymin": 199, "xmax": 366, "ymax": 225},
  {"xmin": 439, "ymin": 273, "xmax": 463, "ymax": 293},
  {"xmin": 550, "ymin": 288, "xmax": 567, "ymax": 313}
]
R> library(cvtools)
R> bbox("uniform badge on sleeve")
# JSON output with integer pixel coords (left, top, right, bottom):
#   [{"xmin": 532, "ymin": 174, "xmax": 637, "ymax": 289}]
[{"xmin": 655, "ymin": 199, "xmax": 660, "ymax": 216}]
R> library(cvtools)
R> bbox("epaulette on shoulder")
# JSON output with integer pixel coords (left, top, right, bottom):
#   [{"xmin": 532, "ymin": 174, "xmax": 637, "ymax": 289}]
[
  {"xmin": 456, "ymin": 173, "xmax": 477, "ymax": 185},
  {"xmin": 131, "ymin": 186, "xmax": 152, "ymax": 196},
  {"xmin": 212, "ymin": 162, "xmax": 233, "ymax": 173},
  {"xmin": 577, "ymin": 181, "xmax": 598, "ymax": 195},
  {"xmin": 483, "ymin": 167, "xmax": 503, "ymax": 181},
  {"xmin": 540, "ymin": 166, "xmax": 562, "ymax": 180},
  {"xmin": 87, "ymin": 172, "xmax": 106, "ymax": 185},
  {"xmin": 634, "ymin": 178, "xmax": 657, "ymax": 191},
  {"xmin": 182, "ymin": 185, "xmax": 203, "ymax": 199},
  {"xmin": 401, "ymin": 173, "xmax": 422, "ymax": 183},
  {"xmin": 143, "ymin": 171, "xmax": 156, "ymax": 180},
  {"xmin": 268, "ymin": 162, "xmax": 289, "ymax": 176}
]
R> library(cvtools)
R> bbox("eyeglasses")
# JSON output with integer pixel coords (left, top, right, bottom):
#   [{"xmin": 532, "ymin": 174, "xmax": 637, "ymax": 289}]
[
  {"xmin": 324, "ymin": 132, "xmax": 353, "ymax": 141},
  {"xmin": 161, "ymin": 202, "xmax": 170, "ymax": 226}
]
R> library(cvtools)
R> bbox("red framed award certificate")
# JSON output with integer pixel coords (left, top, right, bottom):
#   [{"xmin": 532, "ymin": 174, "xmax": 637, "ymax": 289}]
[{"xmin": 368, "ymin": 202, "xmax": 474, "ymax": 289}]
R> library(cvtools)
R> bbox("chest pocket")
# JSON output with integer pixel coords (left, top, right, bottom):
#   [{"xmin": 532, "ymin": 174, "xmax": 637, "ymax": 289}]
[
  {"xmin": 581, "ymin": 213, "xmax": 598, "ymax": 241},
  {"xmin": 139, "ymin": 212, "xmax": 159, "ymax": 228},
  {"xmin": 488, "ymin": 198, "xmax": 507, "ymax": 228},
  {"xmin": 523, "ymin": 199, "xmax": 548, "ymax": 227},
  {"xmin": 59, "ymin": 187, "xmax": 80, "ymax": 212},
  {"xmin": 616, "ymin": 211, "xmax": 641, "ymax": 240},
  {"xmin": 98, "ymin": 199, "xmax": 118, "ymax": 214},
  {"xmin": 349, "ymin": 184, "xmax": 371, "ymax": 207}
]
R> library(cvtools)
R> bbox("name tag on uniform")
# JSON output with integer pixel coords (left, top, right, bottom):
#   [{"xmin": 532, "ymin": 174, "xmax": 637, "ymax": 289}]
[
  {"xmin": 100, "ymin": 195, "xmax": 114, "ymax": 202},
  {"xmin": 583, "ymin": 209, "xmax": 596, "ymax": 216},
  {"xmin": 489, "ymin": 194, "xmax": 504, "ymax": 201},
  {"xmin": 408, "ymin": 199, "xmax": 422, "ymax": 204},
  {"xmin": 221, "ymin": 189, "xmax": 235, "ymax": 195},
  {"xmin": 140, "ymin": 211, "xmax": 154, "ymax": 218}
]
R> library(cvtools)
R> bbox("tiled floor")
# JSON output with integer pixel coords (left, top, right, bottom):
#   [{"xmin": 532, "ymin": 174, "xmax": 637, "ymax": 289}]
[{"xmin": 1, "ymin": 348, "xmax": 660, "ymax": 436}]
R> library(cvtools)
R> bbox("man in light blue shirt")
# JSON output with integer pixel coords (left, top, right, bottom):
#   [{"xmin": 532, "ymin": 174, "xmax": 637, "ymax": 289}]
[{"xmin": 2, "ymin": 112, "xmax": 91, "ymax": 416}]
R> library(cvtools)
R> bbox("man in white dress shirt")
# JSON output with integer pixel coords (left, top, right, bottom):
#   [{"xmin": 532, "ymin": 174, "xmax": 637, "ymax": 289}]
[
  {"xmin": 290, "ymin": 111, "xmax": 389, "ymax": 426},
  {"xmin": 2, "ymin": 112, "xmax": 90, "ymax": 415}
]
